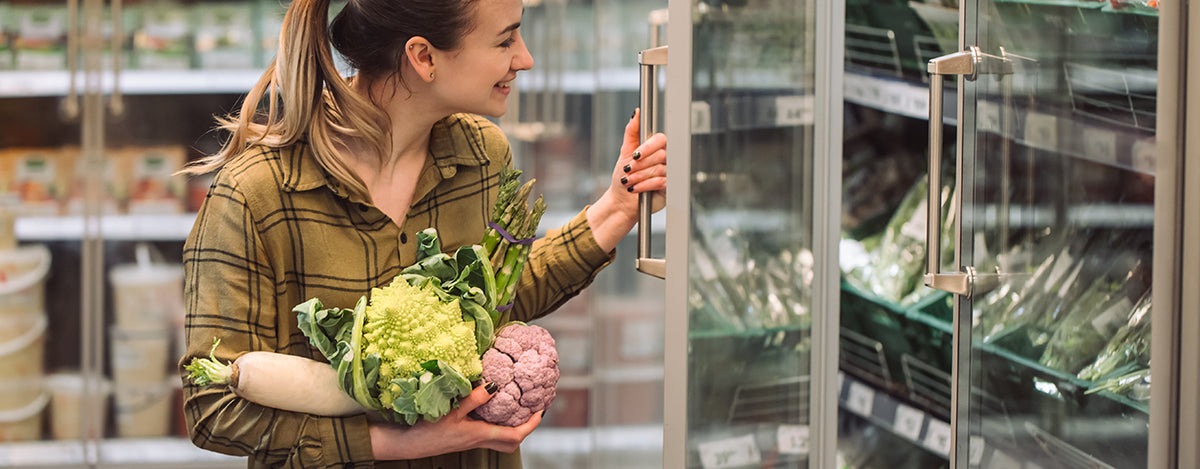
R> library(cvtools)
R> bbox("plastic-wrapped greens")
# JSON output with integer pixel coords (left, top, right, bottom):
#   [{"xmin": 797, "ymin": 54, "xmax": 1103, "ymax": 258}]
[
  {"xmin": 842, "ymin": 178, "xmax": 953, "ymax": 306},
  {"xmin": 1078, "ymin": 288, "xmax": 1151, "ymax": 382},
  {"xmin": 1039, "ymin": 255, "xmax": 1149, "ymax": 375}
]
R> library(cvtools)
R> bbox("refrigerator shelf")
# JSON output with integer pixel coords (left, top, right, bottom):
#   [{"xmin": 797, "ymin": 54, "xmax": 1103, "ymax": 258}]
[
  {"xmin": 0, "ymin": 69, "xmax": 628, "ymax": 99},
  {"xmin": 14, "ymin": 213, "xmax": 197, "ymax": 241},
  {"xmin": 843, "ymin": 69, "xmax": 1157, "ymax": 175}
]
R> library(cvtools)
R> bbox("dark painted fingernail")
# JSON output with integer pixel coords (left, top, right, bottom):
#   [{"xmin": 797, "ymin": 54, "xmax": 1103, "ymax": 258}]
[
  {"xmin": 485, "ymin": 382, "xmax": 499, "ymax": 394},
  {"xmin": 631, "ymin": 110, "xmax": 636, "ymax": 119},
  {"xmin": 620, "ymin": 176, "xmax": 628, "ymax": 185},
  {"xmin": 471, "ymin": 379, "xmax": 484, "ymax": 388},
  {"xmin": 631, "ymin": 151, "xmax": 641, "ymax": 160},
  {"xmin": 627, "ymin": 185, "xmax": 635, "ymax": 192},
  {"xmin": 623, "ymin": 164, "xmax": 632, "ymax": 173}
]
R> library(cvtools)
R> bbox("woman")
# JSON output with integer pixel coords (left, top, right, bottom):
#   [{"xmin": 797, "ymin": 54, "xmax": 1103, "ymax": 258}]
[{"xmin": 176, "ymin": 0, "xmax": 667, "ymax": 466}]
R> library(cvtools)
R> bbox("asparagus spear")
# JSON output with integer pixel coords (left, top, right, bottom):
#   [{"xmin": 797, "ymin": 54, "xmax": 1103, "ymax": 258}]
[{"xmin": 496, "ymin": 196, "xmax": 545, "ymax": 308}]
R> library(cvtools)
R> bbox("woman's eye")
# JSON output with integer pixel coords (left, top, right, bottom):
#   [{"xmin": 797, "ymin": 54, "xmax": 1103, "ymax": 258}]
[{"xmin": 500, "ymin": 38, "xmax": 515, "ymax": 48}]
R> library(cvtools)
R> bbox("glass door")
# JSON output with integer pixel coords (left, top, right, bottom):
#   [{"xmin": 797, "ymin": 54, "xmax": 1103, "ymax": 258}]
[
  {"xmin": 923, "ymin": 1, "xmax": 1166, "ymax": 467},
  {"xmin": 659, "ymin": 0, "xmax": 842, "ymax": 467}
]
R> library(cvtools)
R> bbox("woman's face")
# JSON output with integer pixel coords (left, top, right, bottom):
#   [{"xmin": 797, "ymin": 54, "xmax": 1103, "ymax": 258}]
[{"xmin": 433, "ymin": 0, "xmax": 534, "ymax": 118}]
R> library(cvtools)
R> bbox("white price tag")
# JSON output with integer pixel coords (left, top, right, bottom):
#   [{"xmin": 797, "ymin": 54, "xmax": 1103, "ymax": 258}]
[
  {"xmin": 698, "ymin": 435, "xmax": 762, "ymax": 469},
  {"xmin": 881, "ymin": 83, "xmax": 907, "ymax": 113},
  {"xmin": 1024, "ymin": 112, "xmax": 1058, "ymax": 149},
  {"xmin": 909, "ymin": 92, "xmax": 929, "ymax": 117},
  {"xmin": 865, "ymin": 82, "xmax": 884, "ymax": 107},
  {"xmin": 844, "ymin": 76, "xmax": 866, "ymax": 102},
  {"xmin": 691, "ymin": 101, "xmax": 712, "ymax": 135},
  {"xmin": 846, "ymin": 381, "xmax": 875, "ymax": 417},
  {"xmin": 968, "ymin": 436, "xmax": 986, "ymax": 465},
  {"xmin": 979, "ymin": 101, "xmax": 1002, "ymax": 134},
  {"xmin": 775, "ymin": 95, "xmax": 814, "ymax": 126},
  {"xmin": 776, "ymin": 425, "xmax": 810, "ymax": 455},
  {"xmin": 892, "ymin": 404, "xmax": 925, "ymax": 442},
  {"xmin": 1083, "ymin": 126, "xmax": 1118, "ymax": 165},
  {"xmin": 922, "ymin": 419, "xmax": 952, "ymax": 457}
]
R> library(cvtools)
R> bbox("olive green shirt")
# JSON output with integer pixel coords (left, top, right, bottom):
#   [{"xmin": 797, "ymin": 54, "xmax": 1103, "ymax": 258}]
[{"xmin": 179, "ymin": 113, "xmax": 614, "ymax": 468}]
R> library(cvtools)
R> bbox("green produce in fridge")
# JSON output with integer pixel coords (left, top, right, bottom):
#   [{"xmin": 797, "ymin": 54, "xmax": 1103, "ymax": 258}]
[
  {"xmin": 1078, "ymin": 288, "xmax": 1151, "ymax": 382},
  {"xmin": 1039, "ymin": 256, "xmax": 1148, "ymax": 375}
]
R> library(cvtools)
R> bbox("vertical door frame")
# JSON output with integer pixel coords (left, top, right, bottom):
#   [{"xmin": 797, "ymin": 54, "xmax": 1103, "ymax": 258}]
[
  {"xmin": 662, "ymin": 0, "xmax": 691, "ymax": 466},
  {"xmin": 811, "ymin": 0, "xmax": 844, "ymax": 467},
  {"xmin": 1152, "ymin": 0, "xmax": 1194, "ymax": 467}
]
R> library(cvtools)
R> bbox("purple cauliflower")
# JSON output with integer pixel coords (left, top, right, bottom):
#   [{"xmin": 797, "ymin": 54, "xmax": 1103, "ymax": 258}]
[{"xmin": 472, "ymin": 323, "xmax": 559, "ymax": 426}]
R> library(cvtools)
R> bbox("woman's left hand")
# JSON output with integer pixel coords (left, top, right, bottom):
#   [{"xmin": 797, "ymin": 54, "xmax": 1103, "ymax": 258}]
[
  {"xmin": 587, "ymin": 108, "xmax": 667, "ymax": 252},
  {"xmin": 613, "ymin": 108, "xmax": 667, "ymax": 213}
]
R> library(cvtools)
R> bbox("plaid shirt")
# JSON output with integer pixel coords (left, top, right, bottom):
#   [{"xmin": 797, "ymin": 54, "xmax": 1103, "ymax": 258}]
[{"xmin": 179, "ymin": 113, "xmax": 614, "ymax": 468}]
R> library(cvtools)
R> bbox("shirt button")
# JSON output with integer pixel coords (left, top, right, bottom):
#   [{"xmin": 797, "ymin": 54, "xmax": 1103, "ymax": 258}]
[{"xmin": 400, "ymin": 233, "xmax": 408, "ymax": 244}]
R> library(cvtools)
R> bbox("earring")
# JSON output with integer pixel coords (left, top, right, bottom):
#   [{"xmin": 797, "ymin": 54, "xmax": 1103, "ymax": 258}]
[
  {"xmin": 429, "ymin": 72, "xmax": 434, "ymax": 79},
  {"xmin": 409, "ymin": 45, "xmax": 413, "ymax": 50}
]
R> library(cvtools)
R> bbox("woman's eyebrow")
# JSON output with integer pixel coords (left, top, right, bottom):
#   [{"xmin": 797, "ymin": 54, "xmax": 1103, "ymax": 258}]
[{"xmin": 499, "ymin": 21, "xmax": 521, "ymax": 35}]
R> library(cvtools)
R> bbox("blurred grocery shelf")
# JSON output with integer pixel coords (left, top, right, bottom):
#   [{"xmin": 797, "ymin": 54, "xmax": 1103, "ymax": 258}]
[
  {"xmin": 0, "ymin": 69, "xmax": 640, "ymax": 98},
  {"xmin": 14, "ymin": 213, "xmax": 197, "ymax": 242}
]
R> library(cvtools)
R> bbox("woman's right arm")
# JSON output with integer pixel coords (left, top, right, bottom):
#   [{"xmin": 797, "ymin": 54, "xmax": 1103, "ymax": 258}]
[{"xmin": 180, "ymin": 171, "xmax": 375, "ymax": 467}]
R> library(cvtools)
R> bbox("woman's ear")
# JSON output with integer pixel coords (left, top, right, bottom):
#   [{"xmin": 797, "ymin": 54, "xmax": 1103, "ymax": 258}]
[{"xmin": 404, "ymin": 37, "xmax": 436, "ymax": 83}]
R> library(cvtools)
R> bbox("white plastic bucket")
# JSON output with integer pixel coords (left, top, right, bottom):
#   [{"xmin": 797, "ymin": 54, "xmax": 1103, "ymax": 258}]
[
  {"xmin": 0, "ymin": 314, "xmax": 47, "ymax": 379},
  {"xmin": 0, "ymin": 388, "xmax": 49, "ymax": 442},
  {"xmin": 109, "ymin": 260, "xmax": 184, "ymax": 329},
  {"xmin": 0, "ymin": 245, "xmax": 51, "ymax": 318},
  {"xmin": 46, "ymin": 373, "xmax": 110, "ymax": 440},
  {"xmin": 113, "ymin": 379, "xmax": 175, "ymax": 438},
  {"xmin": 109, "ymin": 326, "xmax": 170, "ymax": 387}
]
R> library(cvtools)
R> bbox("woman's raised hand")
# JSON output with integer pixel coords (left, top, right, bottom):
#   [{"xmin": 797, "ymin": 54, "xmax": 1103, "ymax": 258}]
[{"xmin": 586, "ymin": 108, "xmax": 668, "ymax": 252}]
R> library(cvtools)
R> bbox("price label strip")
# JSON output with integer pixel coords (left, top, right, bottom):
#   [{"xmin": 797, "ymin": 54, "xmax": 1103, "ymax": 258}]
[
  {"xmin": 698, "ymin": 434, "xmax": 762, "ymax": 469},
  {"xmin": 846, "ymin": 381, "xmax": 876, "ymax": 417},
  {"xmin": 892, "ymin": 404, "xmax": 925, "ymax": 442},
  {"xmin": 777, "ymin": 425, "xmax": 810, "ymax": 456},
  {"xmin": 922, "ymin": 419, "xmax": 952, "ymax": 457}
]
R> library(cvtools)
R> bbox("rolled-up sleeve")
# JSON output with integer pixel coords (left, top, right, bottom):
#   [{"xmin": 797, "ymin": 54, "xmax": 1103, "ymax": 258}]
[{"xmin": 179, "ymin": 168, "xmax": 375, "ymax": 468}]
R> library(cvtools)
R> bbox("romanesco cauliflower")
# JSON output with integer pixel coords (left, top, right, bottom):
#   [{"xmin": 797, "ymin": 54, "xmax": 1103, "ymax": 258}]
[{"xmin": 365, "ymin": 277, "xmax": 484, "ymax": 408}]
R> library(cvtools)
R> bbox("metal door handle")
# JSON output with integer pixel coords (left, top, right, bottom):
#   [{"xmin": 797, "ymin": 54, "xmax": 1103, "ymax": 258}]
[
  {"xmin": 635, "ymin": 44, "xmax": 667, "ymax": 279},
  {"xmin": 924, "ymin": 46, "xmax": 1010, "ymax": 298}
]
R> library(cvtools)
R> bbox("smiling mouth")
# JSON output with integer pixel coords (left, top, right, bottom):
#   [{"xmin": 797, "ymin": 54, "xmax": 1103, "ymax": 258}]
[{"xmin": 496, "ymin": 80, "xmax": 513, "ymax": 88}]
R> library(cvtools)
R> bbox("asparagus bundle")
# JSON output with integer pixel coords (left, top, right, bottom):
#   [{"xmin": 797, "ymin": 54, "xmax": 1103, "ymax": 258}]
[{"xmin": 482, "ymin": 167, "xmax": 547, "ymax": 320}]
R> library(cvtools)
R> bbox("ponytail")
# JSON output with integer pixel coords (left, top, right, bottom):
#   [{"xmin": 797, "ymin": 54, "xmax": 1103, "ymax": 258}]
[{"xmin": 181, "ymin": 0, "xmax": 388, "ymax": 203}]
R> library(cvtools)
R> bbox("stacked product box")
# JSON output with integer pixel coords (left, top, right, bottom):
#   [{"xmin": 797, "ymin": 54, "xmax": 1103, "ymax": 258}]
[
  {"xmin": 11, "ymin": 4, "xmax": 66, "ymax": 70},
  {"xmin": 0, "ymin": 146, "xmax": 187, "ymax": 216},
  {"xmin": 193, "ymin": 2, "xmax": 255, "ymax": 69}
]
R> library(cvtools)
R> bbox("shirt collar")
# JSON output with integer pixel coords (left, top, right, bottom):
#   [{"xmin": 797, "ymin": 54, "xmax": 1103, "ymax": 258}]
[{"xmin": 282, "ymin": 114, "xmax": 493, "ymax": 195}]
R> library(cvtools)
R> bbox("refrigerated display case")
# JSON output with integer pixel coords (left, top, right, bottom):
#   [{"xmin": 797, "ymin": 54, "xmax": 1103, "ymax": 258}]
[{"xmin": 834, "ymin": 0, "xmax": 1195, "ymax": 468}]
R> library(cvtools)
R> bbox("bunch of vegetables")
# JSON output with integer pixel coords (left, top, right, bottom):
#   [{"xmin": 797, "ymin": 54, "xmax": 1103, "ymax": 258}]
[{"xmin": 186, "ymin": 168, "xmax": 556, "ymax": 426}]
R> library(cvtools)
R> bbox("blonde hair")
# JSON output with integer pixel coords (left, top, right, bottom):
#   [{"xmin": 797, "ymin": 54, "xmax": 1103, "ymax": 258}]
[{"xmin": 180, "ymin": 0, "xmax": 387, "ymax": 201}]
